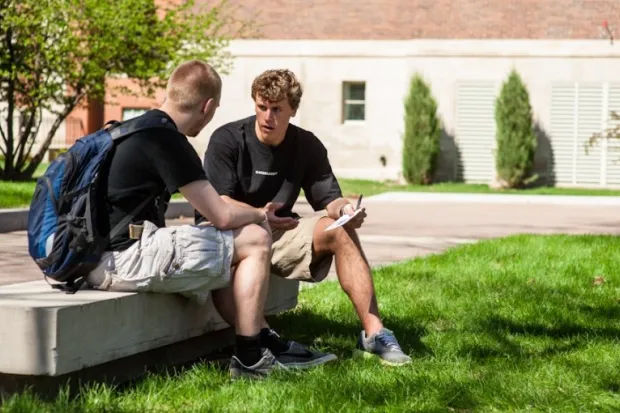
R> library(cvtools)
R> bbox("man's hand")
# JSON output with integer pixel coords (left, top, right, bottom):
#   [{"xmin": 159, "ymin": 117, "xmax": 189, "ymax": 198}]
[
  {"xmin": 341, "ymin": 203, "xmax": 367, "ymax": 230},
  {"xmin": 263, "ymin": 202, "xmax": 299, "ymax": 231}
]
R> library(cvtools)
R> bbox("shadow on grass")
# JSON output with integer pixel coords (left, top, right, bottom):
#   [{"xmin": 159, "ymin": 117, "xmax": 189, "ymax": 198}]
[
  {"xmin": 576, "ymin": 302, "xmax": 620, "ymax": 319},
  {"xmin": 75, "ymin": 310, "xmax": 430, "ymax": 399},
  {"xmin": 458, "ymin": 313, "xmax": 620, "ymax": 361},
  {"xmin": 267, "ymin": 307, "xmax": 432, "ymax": 358},
  {"xmin": 486, "ymin": 315, "xmax": 620, "ymax": 340}
]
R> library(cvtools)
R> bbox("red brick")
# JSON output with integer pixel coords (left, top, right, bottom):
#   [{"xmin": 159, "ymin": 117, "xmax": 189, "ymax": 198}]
[{"xmin": 201, "ymin": 0, "xmax": 620, "ymax": 40}]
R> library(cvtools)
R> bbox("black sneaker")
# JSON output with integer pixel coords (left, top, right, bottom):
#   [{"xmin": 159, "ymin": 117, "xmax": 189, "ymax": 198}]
[
  {"xmin": 275, "ymin": 340, "xmax": 338, "ymax": 369},
  {"xmin": 263, "ymin": 328, "xmax": 338, "ymax": 369},
  {"xmin": 229, "ymin": 348, "xmax": 285, "ymax": 379}
]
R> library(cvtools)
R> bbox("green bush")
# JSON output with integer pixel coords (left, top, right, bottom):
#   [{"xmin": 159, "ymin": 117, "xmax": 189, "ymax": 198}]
[
  {"xmin": 494, "ymin": 69, "xmax": 537, "ymax": 188},
  {"xmin": 402, "ymin": 74, "xmax": 441, "ymax": 185}
]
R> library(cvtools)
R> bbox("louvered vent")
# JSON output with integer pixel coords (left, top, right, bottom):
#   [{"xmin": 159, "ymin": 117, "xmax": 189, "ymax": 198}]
[
  {"xmin": 575, "ymin": 85, "xmax": 603, "ymax": 185},
  {"xmin": 455, "ymin": 81, "xmax": 496, "ymax": 183},
  {"xmin": 550, "ymin": 84, "xmax": 577, "ymax": 185}
]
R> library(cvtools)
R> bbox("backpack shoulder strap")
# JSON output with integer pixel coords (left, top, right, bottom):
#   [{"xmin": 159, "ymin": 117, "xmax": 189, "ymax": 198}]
[
  {"xmin": 107, "ymin": 114, "xmax": 178, "ymax": 141},
  {"xmin": 104, "ymin": 114, "xmax": 178, "ymax": 239}
]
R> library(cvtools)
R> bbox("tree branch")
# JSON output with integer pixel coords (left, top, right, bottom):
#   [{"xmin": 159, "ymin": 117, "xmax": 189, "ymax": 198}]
[
  {"xmin": 23, "ymin": 106, "xmax": 43, "ymax": 168},
  {"xmin": 15, "ymin": 107, "xmax": 37, "ymax": 169},
  {"xmin": 0, "ymin": 128, "xmax": 6, "ymax": 157},
  {"xmin": 0, "ymin": 119, "xmax": 7, "ymax": 152},
  {"xmin": 24, "ymin": 91, "xmax": 85, "ymax": 177}
]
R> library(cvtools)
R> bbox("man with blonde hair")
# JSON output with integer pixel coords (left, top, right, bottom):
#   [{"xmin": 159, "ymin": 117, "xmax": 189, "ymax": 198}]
[
  {"xmin": 86, "ymin": 60, "xmax": 316, "ymax": 378},
  {"xmin": 197, "ymin": 69, "xmax": 412, "ymax": 366}
]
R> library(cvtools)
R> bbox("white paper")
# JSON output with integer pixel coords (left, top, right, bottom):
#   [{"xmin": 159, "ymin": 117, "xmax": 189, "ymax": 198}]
[{"xmin": 324, "ymin": 208, "xmax": 363, "ymax": 231}]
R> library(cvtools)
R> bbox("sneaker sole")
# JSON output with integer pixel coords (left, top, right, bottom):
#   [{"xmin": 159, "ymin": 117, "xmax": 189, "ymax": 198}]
[
  {"xmin": 280, "ymin": 353, "xmax": 338, "ymax": 369},
  {"xmin": 353, "ymin": 349, "xmax": 412, "ymax": 367},
  {"xmin": 229, "ymin": 360, "xmax": 288, "ymax": 379}
]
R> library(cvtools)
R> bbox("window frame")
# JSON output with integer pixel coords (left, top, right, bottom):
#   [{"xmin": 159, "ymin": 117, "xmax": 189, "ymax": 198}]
[
  {"xmin": 342, "ymin": 81, "xmax": 366, "ymax": 123},
  {"xmin": 121, "ymin": 107, "xmax": 149, "ymax": 121}
]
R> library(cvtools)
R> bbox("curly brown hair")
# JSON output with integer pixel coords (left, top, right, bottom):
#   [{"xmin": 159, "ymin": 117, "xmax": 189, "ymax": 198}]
[{"xmin": 251, "ymin": 69, "xmax": 303, "ymax": 110}]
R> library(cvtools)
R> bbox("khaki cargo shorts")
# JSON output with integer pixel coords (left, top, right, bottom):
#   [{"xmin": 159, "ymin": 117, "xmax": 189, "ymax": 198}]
[
  {"xmin": 270, "ymin": 214, "xmax": 333, "ymax": 283},
  {"xmin": 86, "ymin": 220, "xmax": 234, "ymax": 303}
]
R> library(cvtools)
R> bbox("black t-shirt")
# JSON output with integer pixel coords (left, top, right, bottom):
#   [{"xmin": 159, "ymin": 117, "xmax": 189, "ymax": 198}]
[
  {"xmin": 105, "ymin": 109, "xmax": 207, "ymax": 251},
  {"xmin": 195, "ymin": 115, "xmax": 342, "ymax": 224}
]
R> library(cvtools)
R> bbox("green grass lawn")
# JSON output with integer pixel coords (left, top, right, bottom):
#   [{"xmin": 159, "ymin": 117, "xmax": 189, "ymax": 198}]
[
  {"xmin": 3, "ymin": 175, "xmax": 620, "ymax": 209},
  {"xmin": 0, "ymin": 181, "xmax": 184, "ymax": 209},
  {"xmin": 4, "ymin": 234, "xmax": 620, "ymax": 412},
  {"xmin": 0, "ymin": 182, "xmax": 37, "ymax": 209},
  {"xmin": 339, "ymin": 178, "xmax": 620, "ymax": 198}
]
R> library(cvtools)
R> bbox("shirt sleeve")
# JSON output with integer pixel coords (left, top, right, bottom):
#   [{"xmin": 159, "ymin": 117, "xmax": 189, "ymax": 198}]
[
  {"xmin": 144, "ymin": 132, "xmax": 207, "ymax": 194},
  {"xmin": 301, "ymin": 134, "xmax": 343, "ymax": 211},
  {"xmin": 203, "ymin": 128, "xmax": 239, "ymax": 197}
]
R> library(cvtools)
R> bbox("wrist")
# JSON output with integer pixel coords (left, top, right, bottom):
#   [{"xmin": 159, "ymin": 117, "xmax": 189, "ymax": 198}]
[{"xmin": 260, "ymin": 210, "xmax": 268, "ymax": 224}]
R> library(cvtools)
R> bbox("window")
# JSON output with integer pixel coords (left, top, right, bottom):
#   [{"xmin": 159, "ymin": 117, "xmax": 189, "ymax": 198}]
[
  {"xmin": 122, "ymin": 107, "xmax": 149, "ymax": 121},
  {"xmin": 342, "ymin": 82, "xmax": 366, "ymax": 122}
]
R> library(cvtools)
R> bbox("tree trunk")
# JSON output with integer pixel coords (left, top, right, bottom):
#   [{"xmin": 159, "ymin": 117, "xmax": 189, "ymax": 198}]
[{"xmin": 86, "ymin": 95, "xmax": 104, "ymax": 134}]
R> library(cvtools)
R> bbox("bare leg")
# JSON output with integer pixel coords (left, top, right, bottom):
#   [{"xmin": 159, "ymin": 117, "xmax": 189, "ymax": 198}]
[
  {"xmin": 212, "ymin": 277, "xmax": 270, "ymax": 330},
  {"xmin": 211, "ymin": 266, "xmax": 237, "ymax": 326},
  {"xmin": 224, "ymin": 224, "xmax": 272, "ymax": 337},
  {"xmin": 312, "ymin": 218, "xmax": 383, "ymax": 336}
]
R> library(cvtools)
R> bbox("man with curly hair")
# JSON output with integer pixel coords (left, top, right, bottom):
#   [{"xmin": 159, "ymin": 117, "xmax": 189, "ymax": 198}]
[{"xmin": 195, "ymin": 69, "xmax": 411, "ymax": 367}]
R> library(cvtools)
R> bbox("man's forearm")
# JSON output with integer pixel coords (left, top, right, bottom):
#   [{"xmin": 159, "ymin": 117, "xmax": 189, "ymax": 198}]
[
  {"xmin": 214, "ymin": 195, "xmax": 266, "ymax": 229},
  {"xmin": 223, "ymin": 203, "xmax": 266, "ymax": 230},
  {"xmin": 221, "ymin": 195, "xmax": 254, "ymax": 209},
  {"xmin": 220, "ymin": 195, "xmax": 271, "ymax": 232},
  {"xmin": 325, "ymin": 197, "xmax": 351, "ymax": 220},
  {"xmin": 220, "ymin": 193, "xmax": 351, "ymax": 223},
  {"xmin": 181, "ymin": 180, "xmax": 266, "ymax": 230}
]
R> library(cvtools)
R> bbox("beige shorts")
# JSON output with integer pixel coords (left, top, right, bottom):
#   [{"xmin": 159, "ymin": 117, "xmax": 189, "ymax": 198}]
[
  {"xmin": 270, "ymin": 214, "xmax": 333, "ymax": 283},
  {"xmin": 86, "ymin": 220, "xmax": 234, "ymax": 303}
]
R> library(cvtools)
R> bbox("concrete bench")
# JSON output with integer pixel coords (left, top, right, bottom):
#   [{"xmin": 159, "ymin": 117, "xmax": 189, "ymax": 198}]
[{"xmin": 0, "ymin": 276, "xmax": 299, "ymax": 377}]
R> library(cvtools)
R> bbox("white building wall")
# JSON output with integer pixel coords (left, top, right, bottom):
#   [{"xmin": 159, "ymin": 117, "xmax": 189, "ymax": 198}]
[{"xmin": 177, "ymin": 40, "xmax": 620, "ymax": 186}]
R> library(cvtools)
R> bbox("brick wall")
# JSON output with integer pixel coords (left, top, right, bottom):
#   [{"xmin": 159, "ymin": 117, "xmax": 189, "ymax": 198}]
[
  {"xmin": 206, "ymin": 0, "xmax": 620, "ymax": 40},
  {"xmin": 70, "ymin": 0, "xmax": 619, "ymax": 140}
]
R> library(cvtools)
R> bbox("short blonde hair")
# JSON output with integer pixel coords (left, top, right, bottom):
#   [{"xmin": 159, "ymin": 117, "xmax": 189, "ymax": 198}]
[
  {"xmin": 166, "ymin": 60, "xmax": 221, "ymax": 112},
  {"xmin": 251, "ymin": 69, "xmax": 303, "ymax": 110}
]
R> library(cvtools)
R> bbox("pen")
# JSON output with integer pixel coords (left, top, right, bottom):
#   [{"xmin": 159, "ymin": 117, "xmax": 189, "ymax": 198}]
[{"xmin": 355, "ymin": 194, "xmax": 363, "ymax": 210}]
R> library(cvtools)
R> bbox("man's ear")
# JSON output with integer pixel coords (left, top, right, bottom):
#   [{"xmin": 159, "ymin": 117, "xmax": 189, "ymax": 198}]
[
  {"xmin": 203, "ymin": 98, "xmax": 215, "ymax": 114},
  {"xmin": 291, "ymin": 108, "xmax": 298, "ymax": 117}
]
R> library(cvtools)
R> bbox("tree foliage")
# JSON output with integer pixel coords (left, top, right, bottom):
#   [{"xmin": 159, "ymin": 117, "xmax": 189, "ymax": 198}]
[
  {"xmin": 401, "ymin": 74, "xmax": 441, "ymax": 185},
  {"xmin": 0, "ymin": 0, "xmax": 245, "ymax": 180},
  {"xmin": 585, "ymin": 111, "xmax": 620, "ymax": 157},
  {"xmin": 494, "ymin": 69, "xmax": 537, "ymax": 189}
]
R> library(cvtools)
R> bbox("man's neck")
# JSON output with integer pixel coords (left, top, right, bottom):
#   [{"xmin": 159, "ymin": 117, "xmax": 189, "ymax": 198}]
[{"xmin": 158, "ymin": 103, "xmax": 190, "ymax": 135}]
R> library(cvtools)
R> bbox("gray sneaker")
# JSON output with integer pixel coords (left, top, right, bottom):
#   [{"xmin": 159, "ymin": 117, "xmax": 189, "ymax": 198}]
[
  {"xmin": 355, "ymin": 328, "xmax": 412, "ymax": 366},
  {"xmin": 229, "ymin": 348, "xmax": 286, "ymax": 379}
]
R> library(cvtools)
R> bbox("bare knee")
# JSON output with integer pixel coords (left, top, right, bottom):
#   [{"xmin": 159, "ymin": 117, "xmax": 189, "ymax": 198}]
[
  {"xmin": 315, "ymin": 217, "xmax": 359, "ymax": 254},
  {"xmin": 233, "ymin": 224, "xmax": 272, "ymax": 262},
  {"xmin": 246, "ymin": 224, "xmax": 272, "ymax": 253}
]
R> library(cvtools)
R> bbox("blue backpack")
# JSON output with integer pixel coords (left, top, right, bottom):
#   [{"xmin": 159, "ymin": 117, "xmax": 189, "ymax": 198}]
[{"xmin": 27, "ymin": 114, "xmax": 175, "ymax": 293}]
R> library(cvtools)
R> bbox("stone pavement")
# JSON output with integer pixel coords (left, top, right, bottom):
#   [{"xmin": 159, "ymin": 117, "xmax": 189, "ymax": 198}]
[{"xmin": 2, "ymin": 198, "xmax": 620, "ymax": 286}]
